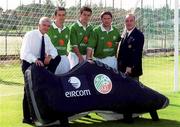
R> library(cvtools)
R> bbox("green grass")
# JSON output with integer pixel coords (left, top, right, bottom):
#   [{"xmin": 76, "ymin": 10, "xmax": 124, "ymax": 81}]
[
  {"xmin": 0, "ymin": 60, "xmax": 23, "ymax": 85},
  {"xmin": 0, "ymin": 85, "xmax": 25, "ymax": 127},
  {"xmin": 0, "ymin": 36, "xmax": 22, "ymax": 55},
  {"xmin": 141, "ymin": 56, "xmax": 178, "ymax": 93},
  {"xmin": 0, "ymin": 56, "xmax": 180, "ymax": 127}
]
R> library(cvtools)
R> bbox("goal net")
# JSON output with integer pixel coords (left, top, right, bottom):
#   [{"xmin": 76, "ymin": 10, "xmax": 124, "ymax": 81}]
[{"xmin": 0, "ymin": 0, "xmax": 179, "ymax": 92}]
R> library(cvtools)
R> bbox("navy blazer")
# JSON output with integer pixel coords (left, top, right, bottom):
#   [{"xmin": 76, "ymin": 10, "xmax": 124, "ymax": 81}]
[{"xmin": 117, "ymin": 27, "xmax": 144, "ymax": 77}]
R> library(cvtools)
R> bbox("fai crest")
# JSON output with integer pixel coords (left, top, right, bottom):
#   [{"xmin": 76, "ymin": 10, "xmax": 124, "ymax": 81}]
[{"xmin": 94, "ymin": 74, "xmax": 112, "ymax": 94}]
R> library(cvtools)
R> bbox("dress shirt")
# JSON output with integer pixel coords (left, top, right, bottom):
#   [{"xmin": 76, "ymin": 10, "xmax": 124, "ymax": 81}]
[
  {"xmin": 20, "ymin": 29, "xmax": 58, "ymax": 63},
  {"xmin": 126, "ymin": 27, "xmax": 135, "ymax": 37}
]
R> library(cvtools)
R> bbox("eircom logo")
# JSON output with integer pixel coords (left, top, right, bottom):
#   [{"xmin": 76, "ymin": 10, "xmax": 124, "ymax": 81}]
[
  {"xmin": 94, "ymin": 74, "xmax": 112, "ymax": 94},
  {"xmin": 65, "ymin": 76, "xmax": 91, "ymax": 98},
  {"xmin": 68, "ymin": 76, "xmax": 81, "ymax": 89}
]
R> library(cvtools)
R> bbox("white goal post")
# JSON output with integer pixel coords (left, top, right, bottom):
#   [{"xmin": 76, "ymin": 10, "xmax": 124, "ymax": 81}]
[{"xmin": 174, "ymin": 0, "xmax": 179, "ymax": 92}]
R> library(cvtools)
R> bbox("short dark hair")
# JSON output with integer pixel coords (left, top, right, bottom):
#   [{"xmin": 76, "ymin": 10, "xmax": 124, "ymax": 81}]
[
  {"xmin": 80, "ymin": 6, "xmax": 92, "ymax": 15},
  {"xmin": 54, "ymin": 7, "xmax": 66, "ymax": 16},
  {"xmin": 100, "ymin": 11, "xmax": 112, "ymax": 19}
]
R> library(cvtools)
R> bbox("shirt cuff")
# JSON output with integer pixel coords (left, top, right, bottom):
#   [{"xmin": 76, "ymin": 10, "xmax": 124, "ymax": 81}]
[{"xmin": 32, "ymin": 57, "xmax": 37, "ymax": 63}]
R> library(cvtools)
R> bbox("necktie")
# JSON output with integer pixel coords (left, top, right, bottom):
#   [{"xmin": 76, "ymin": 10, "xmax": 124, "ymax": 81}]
[
  {"xmin": 124, "ymin": 32, "xmax": 129, "ymax": 40},
  {"xmin": 40, "ymin": 36, "xmax": 45, "ymax": 62}
]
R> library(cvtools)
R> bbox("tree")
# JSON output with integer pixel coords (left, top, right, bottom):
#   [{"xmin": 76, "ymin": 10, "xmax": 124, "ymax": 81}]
[
  {"xmin": 57, "ymin": 0, "xmax": 66, "ymax": 7},
  {"xmin": 0, "ymin": 7, "xmax": 3, "ymax": 15}
]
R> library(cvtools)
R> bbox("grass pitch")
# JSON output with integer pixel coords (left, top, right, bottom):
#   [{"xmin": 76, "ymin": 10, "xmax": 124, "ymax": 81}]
[{"xmin": 0, "ymin": 56, "xmax": 180, "ymax": 127}]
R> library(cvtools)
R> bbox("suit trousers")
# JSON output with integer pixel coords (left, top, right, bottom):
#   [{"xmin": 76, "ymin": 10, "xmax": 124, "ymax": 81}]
[{"xmin": 21, "ymin": 56, "xmax": 61, "ymax": 121}]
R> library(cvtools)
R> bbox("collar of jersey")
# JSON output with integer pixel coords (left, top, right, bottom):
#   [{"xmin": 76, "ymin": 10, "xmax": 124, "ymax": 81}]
[
  {"xmin": 77, "ymin": 20, "xmax": 90, "ymax": 30},
  {"xmin": 100, "ymin": 24, "xmax": 113, "ymax": 33},
  {"xmin": 52, "ymin": 22, "xmax": 66, "ymax": 32}
]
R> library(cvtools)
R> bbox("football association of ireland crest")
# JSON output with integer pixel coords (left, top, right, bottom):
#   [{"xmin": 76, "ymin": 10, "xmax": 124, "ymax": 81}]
[{"xmin": 94, "ymin": 74, "xmax": 112, "ymax": 94}]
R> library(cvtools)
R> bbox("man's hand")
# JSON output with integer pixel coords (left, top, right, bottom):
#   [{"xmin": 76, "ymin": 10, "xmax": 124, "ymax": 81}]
[
  {"xmin": 125, "ymin": 67, "xmax": 132, "ymax": 76},
  {"xmin": 44, "ymin": 55, "xmax": 52, "ymax": 65},
  {"xmin": 77, "ymin": 54, "xmax": 84, "ymax": 63},
  {"xmin": 87, "ymin": 59, "xmax": 94, "ymax": 64},
  {"xmin": 73, "ymin": 47, "xmax": 84, "ymax": 63},
  {"xmin": 35, "ymin": 59, "xmax": 44, "ymax": 67}
]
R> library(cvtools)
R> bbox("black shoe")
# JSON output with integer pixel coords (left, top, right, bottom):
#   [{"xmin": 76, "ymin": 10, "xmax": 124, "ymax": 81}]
[
  {"xmin": 122, "ymin": 118, "xmax": 134, "ymax": 123},
  {"xmin": 60, "ymin": 122, "xmax": 70, "ymax": 127},
  {"xmin": 59, "ymin": 117, "xmax": 69, "ymax": 127},
  {"xmin": 22, "ymin": 118, "xmax": 34, "ymax": 125},
  {"xmin": 60, "ymin": 125, "xmax": 70, "ymax": 127},
  {"xmin": 60, "ymin": 124, "xmax": 70, "ymax": 127},
  {"xmin": 122, "ymin": 114, "xmax": 134, "ymax": 124}
]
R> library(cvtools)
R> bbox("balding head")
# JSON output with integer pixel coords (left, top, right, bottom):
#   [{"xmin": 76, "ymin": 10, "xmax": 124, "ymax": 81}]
[
  {"xmin": 39, "ymin": 17, "xmax": 51, "ymax": 25},
  {"xmin": 124, "ymin": 13, "xmax": 136, "ymax": 31},
  {"xmin": 125, "ymin": 14, "xmax": 135, "ymax": 21}
]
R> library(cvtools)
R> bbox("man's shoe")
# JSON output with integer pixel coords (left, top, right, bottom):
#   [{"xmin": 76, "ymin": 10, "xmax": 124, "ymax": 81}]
[
  {"xmin": 60, "ymin": 122, "xmax": 70, "ymax": 127},
  {"xmin": 22, "ymin": 118, "xmax": 34, "ymax": 125},
  {"xmin": 122, "ymin": 114, "xmax": 134, "ymax": 123},
  {"xmin": 60, "ymin": 124, "xmax": 70, "ymax": 127}
]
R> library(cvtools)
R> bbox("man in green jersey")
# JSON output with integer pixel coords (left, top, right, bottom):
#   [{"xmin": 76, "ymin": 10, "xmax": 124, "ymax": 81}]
[
  {"xmin": 47, "ymin": 7, "xmax": 70, "ymax": 74},
  {"xmin": 68, "ymin": 6, "xmax": 93, "ymax": 68},
  {"xmin": 87, "ymin": 12, "xmax": 122, "ymax": 121},
  {"xmin": 87, "ymin": 11, "xmax": 121, "ymax": 69}
]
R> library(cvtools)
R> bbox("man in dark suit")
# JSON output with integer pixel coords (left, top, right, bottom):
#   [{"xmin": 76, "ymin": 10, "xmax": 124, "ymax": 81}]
[{"xmin": 117, "ymin": 14, "xmax": 144, "ymax": 81}]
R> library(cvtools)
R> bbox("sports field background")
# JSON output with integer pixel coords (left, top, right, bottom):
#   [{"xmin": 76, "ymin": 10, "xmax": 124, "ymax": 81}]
[
  {"xmin": 0, "ymin": 0, "xmax": 180, "ymax": 127},
  {"xmin": 0, "ymin": 56, "xmax": 180, "ymax": 127}
]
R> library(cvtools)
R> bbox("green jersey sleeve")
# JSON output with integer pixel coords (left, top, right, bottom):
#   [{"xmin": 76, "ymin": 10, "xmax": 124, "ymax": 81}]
[
  {"xmin": 70, "ymin": 24, "xmax": 78, "ymax": 47},
  {"xmin": 88, "ymin": 27, "xmax": 98, "ymax": 49}
]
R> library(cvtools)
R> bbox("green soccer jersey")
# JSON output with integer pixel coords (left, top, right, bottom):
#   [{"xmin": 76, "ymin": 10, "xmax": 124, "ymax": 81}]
[
  {"xmin": 69, "ymin": 21, "xmax": 93, "ymax": 55},
  {"xmin": 47, "ymin": 23, "xmax": 70, "ymax": 55},
  {"xmin": 88, "ymin": 25, "xmax": 121, "ymax": 58}
]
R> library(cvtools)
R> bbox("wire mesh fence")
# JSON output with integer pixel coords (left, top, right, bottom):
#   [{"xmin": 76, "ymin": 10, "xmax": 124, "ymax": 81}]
[{"xmin": 0, "ymin": 0, "xmax": 179, "ymax": 91}]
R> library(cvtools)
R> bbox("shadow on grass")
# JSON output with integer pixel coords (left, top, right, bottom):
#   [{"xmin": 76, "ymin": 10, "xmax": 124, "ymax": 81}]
[
  {"xmin": 71, "ymin": 117, "xmax": 180, "ymax": 127},
  {"xmin": 0, "ymin": 78, "xmax": 23, "ymax": 86}
]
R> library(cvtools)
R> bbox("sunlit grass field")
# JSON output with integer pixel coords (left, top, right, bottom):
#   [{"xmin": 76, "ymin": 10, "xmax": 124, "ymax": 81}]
[{"xmin": 0, "ymin": 56, "xmax": 180, "ymax": 127}]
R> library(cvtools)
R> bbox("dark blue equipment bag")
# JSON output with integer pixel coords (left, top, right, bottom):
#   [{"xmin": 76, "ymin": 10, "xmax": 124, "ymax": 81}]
[{"xmin": 25, "ymin": 60, "xmax": 169, "ymax": 125}]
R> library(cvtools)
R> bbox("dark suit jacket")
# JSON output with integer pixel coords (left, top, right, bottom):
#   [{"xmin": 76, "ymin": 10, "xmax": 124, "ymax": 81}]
[{"xmin": 117, "ymin": 27, "xmax": 144, "ymax": 77}]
